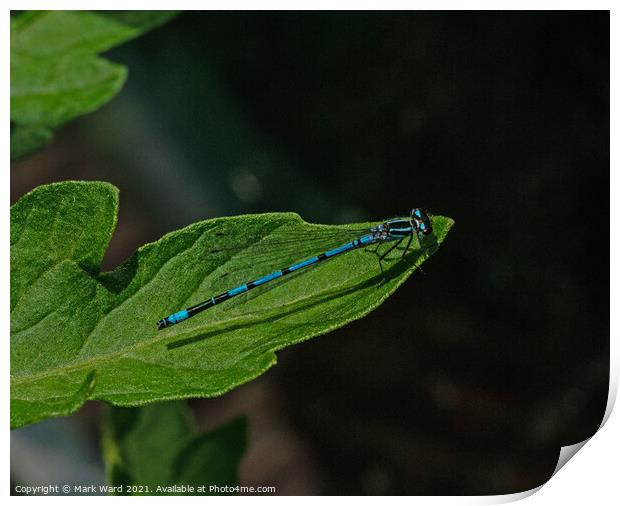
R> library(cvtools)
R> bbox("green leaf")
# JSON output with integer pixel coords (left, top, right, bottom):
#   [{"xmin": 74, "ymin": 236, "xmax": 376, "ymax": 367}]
[
  {"xmin": 11, "ymin": 181, "xmax": 454, "ymax": 429},
  {"xmin": 10, "ymin": 122, "xmax": 54, "ymax": 160},
  {"xmin": 10, "ymin": 10, "xmax": 178, "ymax": 160},
  {"xmin": 11, "ymin": 371, "xmax": 97, "ymax": 428},
  {"xmin": 102, "ymin": 402, "xmax": 246, "ymax": 495}
]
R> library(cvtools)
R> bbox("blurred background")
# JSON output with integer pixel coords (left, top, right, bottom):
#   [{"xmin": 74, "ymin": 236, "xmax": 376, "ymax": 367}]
[{"xmin": 11, "ymin": 11, "xmax": 609, "ymax": 495}]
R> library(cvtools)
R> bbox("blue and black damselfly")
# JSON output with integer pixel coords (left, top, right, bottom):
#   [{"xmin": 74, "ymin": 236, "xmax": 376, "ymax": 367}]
[{"xmin": 156, "ymin": 208, "xmax": 434, "ymax": 329}]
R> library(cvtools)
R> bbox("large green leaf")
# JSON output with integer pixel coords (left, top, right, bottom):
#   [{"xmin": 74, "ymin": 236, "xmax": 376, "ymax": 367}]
[
  {"xmin": 102, "ymin": 402, "xmax": 246, "ymax": 495},
  {"xmin": 10, "ymin": 10, "xmax": 178, "ymax": 160},
  {"xmin": 10, "ymin": 181, "xmax": 454, "ymax": 429}
]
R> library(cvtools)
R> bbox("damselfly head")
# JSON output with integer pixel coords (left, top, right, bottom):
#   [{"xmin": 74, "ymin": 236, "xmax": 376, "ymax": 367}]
[{"xmin": 410, "ymin": 208, "xmax": 433, "ymax": 235}]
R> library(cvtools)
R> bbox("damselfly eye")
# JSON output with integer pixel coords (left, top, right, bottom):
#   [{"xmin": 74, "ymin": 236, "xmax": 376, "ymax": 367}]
[
  {"xmin": 419, "ymin": 222, "xmax": 426, "ymax": 231},
  {"xmin": 414, "ymin": 209, "xmax": 422, "ymax": 219}
]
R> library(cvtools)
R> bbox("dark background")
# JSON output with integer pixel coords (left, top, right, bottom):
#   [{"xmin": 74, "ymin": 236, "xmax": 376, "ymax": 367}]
[{"xmin": 11, "ymin": 11, "xmax": 609, "ymax": 495}]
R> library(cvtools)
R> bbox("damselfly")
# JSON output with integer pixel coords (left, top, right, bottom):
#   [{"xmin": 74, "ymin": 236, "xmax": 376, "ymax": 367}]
[{"xmin": 156, "ymin": 208, "xmax": 433, "ymax": 329}]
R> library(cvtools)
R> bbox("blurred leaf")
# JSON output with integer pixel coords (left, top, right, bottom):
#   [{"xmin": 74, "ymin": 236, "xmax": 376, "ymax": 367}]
[
  {"xmin": 102, "ymin": 402, "xmax": 246, "ymax": 495},
  {"xmin": 10, "ymin": 181, "xmax": 454, "ymax": 429},
  {"xmin": 10, "ymin": 122, "xmax": 54, "ymax": 159},
  {"xmin": 10, "ymin": 10, "xmax": 178, "ymax": 160}
]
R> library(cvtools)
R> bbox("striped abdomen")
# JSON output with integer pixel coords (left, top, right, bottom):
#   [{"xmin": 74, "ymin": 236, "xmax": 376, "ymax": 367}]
[{"xmin": 157, "ymin": 232, "xmax": 377, "ymax": 329}]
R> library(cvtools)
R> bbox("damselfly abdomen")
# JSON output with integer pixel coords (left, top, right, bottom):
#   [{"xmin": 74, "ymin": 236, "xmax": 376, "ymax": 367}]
[{"xmin": 157, "ymin": 208, "xmax": 433, "ymax": 329}]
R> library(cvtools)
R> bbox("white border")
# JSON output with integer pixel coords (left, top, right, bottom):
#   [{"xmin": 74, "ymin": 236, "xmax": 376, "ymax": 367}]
[{"xmin": 5, "ymin": 3, "xmax": 615, "ymax": 503}]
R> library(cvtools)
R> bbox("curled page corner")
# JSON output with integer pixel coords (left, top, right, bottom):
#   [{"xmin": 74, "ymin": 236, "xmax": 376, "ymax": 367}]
[
  {"xmin": 479, "ymin": 375, "xmax": 616, "ymax": 505},
  {"xmin": 549, "ymin": 369, "xmax": 618, "ymax": 477},
  {"xmin": 475, "ymin": 439, "xmax": 592, "ymax": 505},
  {"xmin": 551, "ymin": 439, "xmax": 591, "ymax": 477}
]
